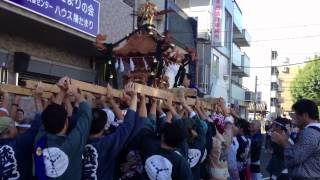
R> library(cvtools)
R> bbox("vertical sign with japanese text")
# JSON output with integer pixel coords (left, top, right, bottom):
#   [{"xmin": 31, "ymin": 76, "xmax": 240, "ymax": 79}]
[
  {"xmin": 3, "ymin": 0, "xmax": 100, "ymax": 37},
  {"xmin": 212, "ymin": 0, "xmax": 223, "ymax": 46}
]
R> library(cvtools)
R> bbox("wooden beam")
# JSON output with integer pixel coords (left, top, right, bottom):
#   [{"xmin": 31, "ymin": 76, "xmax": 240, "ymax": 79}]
[
  {"xmin": 25, "ymin": 80, "xmax": 124, "ymax": 99},
  {"xmin": 0, "ymin": 84, "xmax": 52, "ymax": 98},
  {"xmin": 25, "ymin": 80, "xmax": 218, "ymax": 111},
  {"xmin": 133, "ymin": 83, "xmax": 172, "ymax": 100},
  {"xmin": 25, "ymin": 80, "xmax": 60, "ymax": 93},
  {"xmin": 171, "ymin": 88, "xmax": 197, "ymax": 97}
]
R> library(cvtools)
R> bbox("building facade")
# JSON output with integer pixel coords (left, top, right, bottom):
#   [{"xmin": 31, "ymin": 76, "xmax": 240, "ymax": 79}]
[
  {"xmin": 0, "ymin": 0, "xmax": 197, "ymax": 86},
  {"xmin": 176, "ymin": 0, "xmax": 251, "ymax": 118},
  {"xmin": 270, "ymin": 50, "xmax": 282, "ymax": 116},
  {"xmin": 0, "ymin": 0, "xmax": 136, "ymax": 85},
  {"xmin": 278, "ymin": 61, "xmax": 304, "ymax": 116}
]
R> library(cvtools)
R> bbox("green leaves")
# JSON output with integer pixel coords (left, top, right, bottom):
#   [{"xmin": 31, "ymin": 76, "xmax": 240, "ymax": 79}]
[{"xmin": 290, "ymin": 56, "xmax": 320, "ymax": 102}]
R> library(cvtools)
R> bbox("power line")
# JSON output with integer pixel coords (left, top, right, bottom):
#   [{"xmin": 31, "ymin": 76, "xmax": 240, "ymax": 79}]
[
  {"xmin": 248, "ymin": 23, "xmax": 320, "ymax": 31},
  {"xmin": 250, "ymin": 34, "xmax": 320, "ymax": 43},
  {"xmin": 170, "ymin": 23, "xmax": 320, "ymax": 34},
  {"xmin": 257, "ymin": 83, "xmax": 318, "ymax": 89},
  {"xmin": 237, "ymin": 58, "xmax": 320, "ymax": 69},
  {"xmin": 172, "ymin": 32, "xmax": 320, "ymax": 43}
]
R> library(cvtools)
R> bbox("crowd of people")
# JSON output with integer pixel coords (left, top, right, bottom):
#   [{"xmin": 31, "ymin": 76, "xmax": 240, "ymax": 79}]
[{"xmin": 0, "ymin": 76, "xmax": 319, "ymax": 180}]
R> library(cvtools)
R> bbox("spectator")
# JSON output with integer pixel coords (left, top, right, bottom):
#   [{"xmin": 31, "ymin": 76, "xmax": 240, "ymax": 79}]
[
  {"xmin": 10, "ymin": 96, "xmax": 31, "ymax": 134},
  {"xmin": 34, "ymin": 77, "xmax": 92, "ymax": 179},
  {"xmin": 250, "ymin": 120, "xmax": 263, "ymax": 180},
  {"xmin": 264, "ymin": 120, "xmax": 272, "ymax": 153},
  {"xmin": 271, "ymin": 99, "xmax": 320, "ymax": 179},
  {"xmin": 235, "ymin": 119, "xmax": 251, "ymax": 180},
  {"xmin": 267, "ymin": 117, "xmax": 291, "ymax": 180},
  {"xmin": 227, "ymin": 118, "xmax": 240, "ymax": 180},
  {"xmin": 15, "ymin": 108, "xmax": 31, "ymax": 134}
]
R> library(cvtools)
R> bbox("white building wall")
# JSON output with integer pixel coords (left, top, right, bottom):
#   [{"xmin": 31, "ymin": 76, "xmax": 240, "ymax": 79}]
[
  {"xmin": 182, "ymin": 6, "xmax": 212, "ymax": 33},
  {"xmin": 182, "ymin": 0, "xmax": 232, "ymax": 102}
]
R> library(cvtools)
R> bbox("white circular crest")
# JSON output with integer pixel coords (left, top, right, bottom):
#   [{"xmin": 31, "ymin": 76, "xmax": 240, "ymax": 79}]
[
  {"xmin": 188, "ymin": 149, "xmax": 201, "ymax": 168},
  {"xmin": 145, "ymin": 155, "xmax": 173, "ymax": 180},
  {"xmin": 43, "ymin": 147, "xmax": 69, "ymax": 178}
]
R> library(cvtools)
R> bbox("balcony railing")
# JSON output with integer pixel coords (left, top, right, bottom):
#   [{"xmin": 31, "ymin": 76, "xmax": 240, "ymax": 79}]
[
  {"xmin": 241, "ymin": 52, "xmax": 250, "ymax": 76},
  {"xmin": 233, "ymin": 29, "xmax": 251, "ymax": 47},
  {"xmin": 232, "ymin": 43, "xmax": 242, "ymax": 67},
  {"xmin": 232, "ymin": 47, "xmax": 250, "ymax": 77},
  {"xmin": 233, "ymin": 0, "xmax": 243, "ymax": 33},
  {"xmin": 231, "ymin": 80, "xmax": 246, "ymax": 102},
  {"xmin": 245, "ymin": 91, "xmax": 254, "ymax": 102}
]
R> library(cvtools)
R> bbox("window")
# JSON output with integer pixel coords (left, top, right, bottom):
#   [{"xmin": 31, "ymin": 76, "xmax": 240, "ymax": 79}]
[
  {"xmin": 213, "ymin": 54, "xmax": 219, "ymax": 78},
  {"xmin": 123, "ymin": 0, "xmax": 135, "ymax": 8},
  {"xmin": 198, "ymin": 53, "xmax": 220, "ymax": 94},
  {"xmin": 224, "ymin": 10, "xmax": 232, "ymax": 52},
  {"xmin": 271, "ymin": 98, "xmax": 279, "ymax": 106},
  {"xmin": 0, "ymin": 50, "xmax": 8, "ymax": 84},
  {"xmin": 271, "ymin": 82, "xmax": 278, "ymax": 91},
  {"xmin": 271, "ymin": 67, "xmax": 279, "ymax": 75},
  {"xmin": 282, "ymin": 67, "xmax": 289, "ymax": 73},
  {"xmin": 271, "ymin": 50, "xmax": 278, "ymax": 60}
]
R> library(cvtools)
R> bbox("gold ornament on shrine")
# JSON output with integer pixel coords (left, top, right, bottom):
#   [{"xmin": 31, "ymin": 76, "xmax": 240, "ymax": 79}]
[{"xmin": 138, "ymin": 0, "xmax": 158, "ymax": 25}]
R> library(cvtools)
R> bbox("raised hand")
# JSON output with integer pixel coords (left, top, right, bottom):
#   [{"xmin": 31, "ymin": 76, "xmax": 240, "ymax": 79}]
[
  {"xmin": 106, "ymin": 84, "xmax": 114, "ymax": 100},
  {"xmin": 125, "ymin": 82, "xmax": 137, "ymax": 111},
  {"xmin": 195, "ymin": 98, "xmax": 201, "ymax": 110},
  {"xmin": 124, "ymin": 82, "xmax": 137, "ymax": 97},
  {"xmin": 33, "ymin": 82, "xmax": 44, "ymax": 97},
  {"xmin": 177, "ymin": 88, "xmax": 186, "ymax": 105},
  {"xmin": 57, "ymin": 76, "xmax": 70, "ymax": 91},
  {"xmin": 67, "ymin": 79, "xmax": 84, "ymax": 103}
]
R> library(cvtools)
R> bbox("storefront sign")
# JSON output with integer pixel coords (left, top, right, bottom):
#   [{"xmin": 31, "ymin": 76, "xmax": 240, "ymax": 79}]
[
  {"xmin": 212, "ymin": 0, "xmax": 223, "ymax": 46},
  {"xmin": 4, "ymin": 0, "xmax": 100, "ymax": 37}
]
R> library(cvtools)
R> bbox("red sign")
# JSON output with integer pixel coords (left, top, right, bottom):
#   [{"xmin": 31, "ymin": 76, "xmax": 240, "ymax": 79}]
[{"xmin": 212, "ymin": 0, "xmax": 222, "ymax": 46}]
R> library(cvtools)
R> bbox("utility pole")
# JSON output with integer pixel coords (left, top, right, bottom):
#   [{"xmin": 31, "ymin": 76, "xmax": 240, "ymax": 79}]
[{"xmin": 254, "ymin": 76, "xmax": 258, "ymax": 120}]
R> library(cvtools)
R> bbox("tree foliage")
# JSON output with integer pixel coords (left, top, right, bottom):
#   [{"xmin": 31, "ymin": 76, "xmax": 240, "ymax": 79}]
[{"xmin": 290, "ymin": 55, "xmax": 320, "ymax": 102}]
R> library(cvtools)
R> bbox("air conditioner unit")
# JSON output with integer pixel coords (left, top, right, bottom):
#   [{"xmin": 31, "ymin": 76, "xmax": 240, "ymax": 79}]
[
  {"xmin": 198, "ymin": 31, "xmax": 211, "ymax": 41},
  {"xmin": 223, "ymin": 74, "xmax": 229, "ymax": 81}
]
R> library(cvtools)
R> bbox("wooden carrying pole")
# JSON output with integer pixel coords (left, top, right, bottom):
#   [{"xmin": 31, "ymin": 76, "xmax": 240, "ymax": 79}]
[
  {"xmin": 0, "ymin": 84, "xmax": 52, "ymax": 99},
  {"xmin": 25, "ymin": 80, "xmax": 217, "ymax": 110}
]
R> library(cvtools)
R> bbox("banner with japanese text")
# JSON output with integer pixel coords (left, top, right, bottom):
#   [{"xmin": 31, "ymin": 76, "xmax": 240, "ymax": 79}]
[
  {"xmin": 4, "ymin": 0, "xmax": 100, "ymax": 37},
  {"xmin": 212, "ymin": 0, "xmax": 223, "ymax": 47}
]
